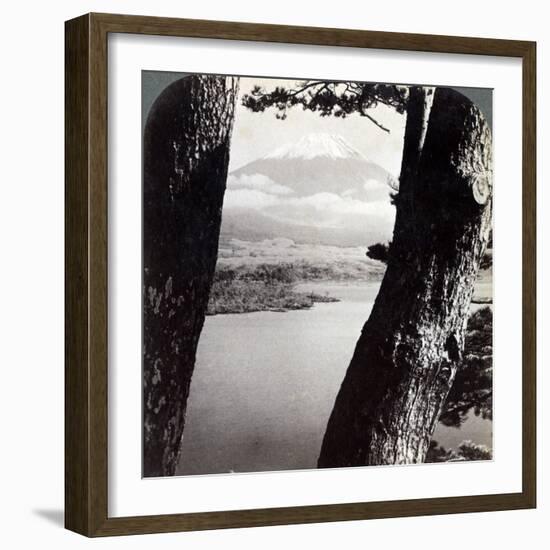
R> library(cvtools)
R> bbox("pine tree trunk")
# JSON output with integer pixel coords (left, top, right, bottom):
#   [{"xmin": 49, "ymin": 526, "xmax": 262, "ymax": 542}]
[
  {"xmin": 143, "ymin": 75, "xmax": 239, "ymax": 477},
  {"xmin": 318, "ymin": 87, "xmax": 492, "ymax": 467}
]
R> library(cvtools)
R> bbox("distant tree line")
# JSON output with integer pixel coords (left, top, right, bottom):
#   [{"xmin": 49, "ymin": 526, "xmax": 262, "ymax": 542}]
[{"xmin": 367, "ymin": 238, "xmax": 493, "ymax": 270}]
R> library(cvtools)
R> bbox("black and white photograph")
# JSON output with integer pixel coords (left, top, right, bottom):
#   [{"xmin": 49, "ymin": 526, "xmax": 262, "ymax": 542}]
[
  {"xmin": 142, "ymin": 72, "xmax": 493, "ymax": 478},
  {"xmin": 1, "ymin": 0, "xmax": 543, "ymax": 545}
]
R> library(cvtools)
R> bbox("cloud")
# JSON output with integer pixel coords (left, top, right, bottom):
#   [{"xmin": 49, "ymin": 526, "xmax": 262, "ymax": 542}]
[
  {"xmin": 362, "ymin": 179, "xmax": 392, "ymax": 201},
  {"xmin": 227, "ymin": 174, "xmax": 294, "ymax": 195},
  {"xmin": 223, "ymin": 189, "xmax": 281, "ymax": 210},
  {"xmin": 223, "ymin": 189, "xmax": 395, "ymax": 237},
  {"xmin": 364, "ymin": 178, "xmax": 383, "ymax": 191},
  {"xmin": 284, "ymin": 192, "xmax": 394, "ymax": 220}
]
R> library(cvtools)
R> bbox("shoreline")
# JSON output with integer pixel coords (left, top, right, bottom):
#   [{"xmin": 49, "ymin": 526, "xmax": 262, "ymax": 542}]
[{"xmin": 207, "ymin": 280, "xmax": 340, "ymax": 316}]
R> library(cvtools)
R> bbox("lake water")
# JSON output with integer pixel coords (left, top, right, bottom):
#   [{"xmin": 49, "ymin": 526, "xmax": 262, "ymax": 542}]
[{"xmin": 176, "ymin": 281, "xmax": 492, "ymax": 475}]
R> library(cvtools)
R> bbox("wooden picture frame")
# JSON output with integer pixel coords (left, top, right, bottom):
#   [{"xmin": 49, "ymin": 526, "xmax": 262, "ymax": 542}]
[{"xmin": 65, "ymin": 12, "xmax": 536, "ymax": 537}]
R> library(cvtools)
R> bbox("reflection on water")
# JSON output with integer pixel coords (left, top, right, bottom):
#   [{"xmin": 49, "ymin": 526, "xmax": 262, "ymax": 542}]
[{"xmin": 176, "ymin": 281, "xmax": 492, "ymax": 476}]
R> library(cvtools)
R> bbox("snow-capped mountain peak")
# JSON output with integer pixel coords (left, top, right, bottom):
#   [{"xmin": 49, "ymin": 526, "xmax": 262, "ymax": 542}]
[
  {"xmin": 225, "ymin": 132, "xmax": 395, "ymax": 246},
  {"xmin": 230, "ymin": 131, "xmax": 393, "ymax": 200},
  {"xmin": 262, "ymin": 133, "xmax": 366, "ymax": 161}
]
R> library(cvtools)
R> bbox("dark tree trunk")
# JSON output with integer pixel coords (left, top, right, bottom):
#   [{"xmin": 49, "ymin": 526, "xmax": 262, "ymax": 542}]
[
  {"xmin": 143, "ymin": 75, "xmax": 239, "ymax": 477},
  {"xmin": 318, "ymin": 87, "xmax": 492, "ymax": 468}
]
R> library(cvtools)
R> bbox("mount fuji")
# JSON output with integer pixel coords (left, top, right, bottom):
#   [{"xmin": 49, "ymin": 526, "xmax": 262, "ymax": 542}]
[
  {"xmin": 221, "ymin": 133, "xmax": 397, "ymax": 247},
  {"xmin": 263, "ymin": 133, "xmax": 366, "ymax": 161},
  {"xmin": 230, "ymin": 133, "xmax": 395, "ymax": 201}
]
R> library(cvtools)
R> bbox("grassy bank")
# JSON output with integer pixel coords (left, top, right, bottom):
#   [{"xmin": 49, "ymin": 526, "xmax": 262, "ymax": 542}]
[{"xmin": 207, "ymin": 263, "xmax": 340, "ymax": 315}]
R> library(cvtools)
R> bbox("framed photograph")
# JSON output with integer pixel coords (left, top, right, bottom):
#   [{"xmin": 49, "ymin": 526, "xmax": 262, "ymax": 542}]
[{"xmin": 65, "ymin": 13, "xmax": 536, "ymax": 537}]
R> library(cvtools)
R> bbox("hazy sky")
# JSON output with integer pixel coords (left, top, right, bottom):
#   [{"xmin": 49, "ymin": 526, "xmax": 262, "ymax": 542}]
[{"xmin": 228, "ymin": 77, "xmax": 406, "ymax": 177}]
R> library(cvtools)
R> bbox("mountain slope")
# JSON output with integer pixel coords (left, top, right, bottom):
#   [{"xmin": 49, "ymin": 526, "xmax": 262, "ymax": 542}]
[
  {"xmin": 263, "ymin": 133, "xmax": 366, "ymax": 160},
  {"xmin": 220, "ymin": 207, "xmax": 391, "ymax": 248},
  {"xmin": 230, "ymin": 133, "xmax": 395, "ymax": 201}
]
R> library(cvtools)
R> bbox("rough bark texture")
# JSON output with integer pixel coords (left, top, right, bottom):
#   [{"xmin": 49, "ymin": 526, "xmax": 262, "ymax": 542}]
[
  {"xmin": 318, "ymin": 87, "xmax": 492, "ymax": 467},
  {"xmin": 143, "ymin": 75, "xmax": 239, "ymax": 477}
]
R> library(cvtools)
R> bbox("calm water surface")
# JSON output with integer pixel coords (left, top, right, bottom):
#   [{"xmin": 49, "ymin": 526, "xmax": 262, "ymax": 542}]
[{"xmin": 176, "ymin": 281, "xmax": 492, "ymax": 475}]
